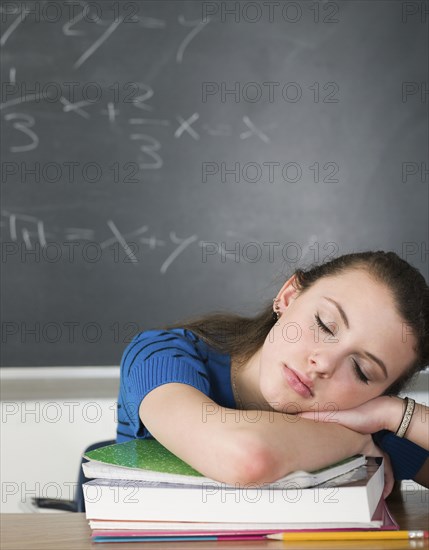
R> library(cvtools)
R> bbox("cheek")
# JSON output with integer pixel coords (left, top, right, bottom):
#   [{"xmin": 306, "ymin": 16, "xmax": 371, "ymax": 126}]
[
  {"xmin": 258, "ymin": 352, "xmax": 289, "ymax": 405},
  {"xmin": 322, "ymin": 383, "xmax": 379, "ymax": 410},
  {"xmin": 266, "ymin": 324, "xmax": 308, "ymax": 362},
  {"xmin": 258, "ymin": 357, "xmax": 279, "ymax": 396}
]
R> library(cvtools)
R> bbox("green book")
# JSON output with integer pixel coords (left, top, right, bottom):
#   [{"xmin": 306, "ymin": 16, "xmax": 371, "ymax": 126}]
[
  {"xmin": 83, "ymin": 439, "xmax": 366, "ymax": 488},
  {"xmin": 85, "ymin": 439, "xmax": 201, "ymax": 476}
]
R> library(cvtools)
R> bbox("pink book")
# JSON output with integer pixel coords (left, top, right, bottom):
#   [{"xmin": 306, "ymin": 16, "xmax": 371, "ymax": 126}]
[{"xmin": 92, "ymin": 497, "xmax": 398, "ymax": 540}]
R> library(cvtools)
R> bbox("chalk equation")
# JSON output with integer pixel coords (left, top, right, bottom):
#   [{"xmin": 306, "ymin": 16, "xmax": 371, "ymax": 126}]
[
  {"xmin": 0, "ymin": 209, "xmax": 275, "ymax": 273},
  {"xmin": 1, "ymin": 74, "xmax": 278, "ymax": 172},
  {"xmin": 1, "ymin": 211, "xmax": 332, "ymax": 271},
  {"xmin": 2, "ymin": 99, "xmax": 277, "ymax": 169}
]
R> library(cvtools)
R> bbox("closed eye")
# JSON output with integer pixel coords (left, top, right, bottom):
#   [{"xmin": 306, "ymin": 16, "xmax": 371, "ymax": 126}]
[
  {"xmin": 315, "ymin": 314, "xmax": 370, "ymax": 384},
  {"xmin": 352, "ymin": 359, "xmax": 369, "ymax": 384},
  {"xmin": 315, "ymin": 313, "xmax": 334, "ymax": 335}
]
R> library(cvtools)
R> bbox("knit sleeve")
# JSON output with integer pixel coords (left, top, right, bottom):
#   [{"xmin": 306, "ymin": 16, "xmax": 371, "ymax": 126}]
[
  {"xmin": 116, "ymin": 329, "xmax": 211, "ymax": 442},
  {"xmin": 373, "ymin": 430, "xmax": 429, "ymax": 480}
]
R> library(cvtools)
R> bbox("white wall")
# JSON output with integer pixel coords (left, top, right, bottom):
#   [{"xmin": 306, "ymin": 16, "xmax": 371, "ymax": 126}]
[
  {"xmin": 1, "ymin": 367, "xmax": 119, "ymax": 513},
  {"xmin": 1, "ymin": 367, "xmax": 428, "ymax": 513}
]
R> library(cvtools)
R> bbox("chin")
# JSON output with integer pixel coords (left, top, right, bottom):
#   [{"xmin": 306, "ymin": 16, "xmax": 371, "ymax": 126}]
[{"xmin": 262, "ymin": 387, "xmax": 301, "ymax": 413}]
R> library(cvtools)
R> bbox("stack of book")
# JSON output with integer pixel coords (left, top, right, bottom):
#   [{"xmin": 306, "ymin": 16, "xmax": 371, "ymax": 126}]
[{"xmin": 82, "ymin": 439, "xmax": 398, "ymax": 543}]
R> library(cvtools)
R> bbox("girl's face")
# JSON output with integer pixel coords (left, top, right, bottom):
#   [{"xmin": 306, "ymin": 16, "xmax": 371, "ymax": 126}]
[{"xmin": 257, "ymin": 269, "xmax": 417, "ymax": 413}]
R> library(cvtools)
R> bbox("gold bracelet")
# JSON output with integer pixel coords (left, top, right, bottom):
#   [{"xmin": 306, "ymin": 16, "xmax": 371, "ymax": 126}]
[{"xmin": 395, "ymin": 397, "xmax": 416, "ymax": 438}]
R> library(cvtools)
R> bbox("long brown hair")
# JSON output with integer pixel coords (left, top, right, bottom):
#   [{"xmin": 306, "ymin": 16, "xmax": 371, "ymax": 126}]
[{"xmin": 161, "ymin": 251, "xmax": 429, "ymax": 395}]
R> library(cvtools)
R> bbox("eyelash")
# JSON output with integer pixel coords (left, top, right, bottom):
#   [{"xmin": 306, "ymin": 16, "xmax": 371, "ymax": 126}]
[{"xmin": 314, "ymin": 313, "xmax": 369, "ymax": 385}]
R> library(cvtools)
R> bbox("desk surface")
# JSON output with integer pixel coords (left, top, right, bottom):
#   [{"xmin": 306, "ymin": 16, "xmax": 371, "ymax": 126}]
[{"xmin": 2, "ymin": 490, "xmax": 428, "ymax": 550}]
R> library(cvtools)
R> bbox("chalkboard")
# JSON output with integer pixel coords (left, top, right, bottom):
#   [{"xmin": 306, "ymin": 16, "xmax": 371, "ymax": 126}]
[{"xmin": 1, "ymin": 0, "xmax": 427, "ymax": 367}]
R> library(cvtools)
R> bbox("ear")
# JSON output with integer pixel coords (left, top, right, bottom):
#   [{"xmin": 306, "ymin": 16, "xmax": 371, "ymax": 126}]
[{"xmin": 275, "ymin": 274, "xmax": 300, "ymax": 313}]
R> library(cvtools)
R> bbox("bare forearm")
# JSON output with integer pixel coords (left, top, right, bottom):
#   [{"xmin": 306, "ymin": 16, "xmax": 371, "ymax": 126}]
[{"xmin": 301, "ymin": 396, "xmax": 429, "ymax": 450}]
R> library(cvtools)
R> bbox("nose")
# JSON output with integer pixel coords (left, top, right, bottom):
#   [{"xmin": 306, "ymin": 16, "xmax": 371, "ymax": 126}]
[{"xmin": 309, "ymin": 354, "xmax": 337, "ymax": 379}]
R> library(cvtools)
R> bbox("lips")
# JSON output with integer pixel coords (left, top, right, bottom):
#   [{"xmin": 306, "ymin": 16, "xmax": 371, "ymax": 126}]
[{"xmin": 282, "ymin": 364, "xmax": 313, "ymax": 398}]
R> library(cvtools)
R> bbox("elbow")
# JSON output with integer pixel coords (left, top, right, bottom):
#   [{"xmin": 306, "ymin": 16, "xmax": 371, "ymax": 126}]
[{"xmin": 225, "ymin": 433, "xmax": 283, "ymax": 486}]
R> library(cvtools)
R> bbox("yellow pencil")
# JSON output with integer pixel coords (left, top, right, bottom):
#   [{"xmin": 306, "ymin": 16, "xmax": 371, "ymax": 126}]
[{"xmin": 266, "ymin": 530, "xmax": 428, "ymax": 541}]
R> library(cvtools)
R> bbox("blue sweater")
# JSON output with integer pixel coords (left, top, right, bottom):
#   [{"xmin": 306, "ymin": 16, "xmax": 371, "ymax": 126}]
[{"xmin": 116, "ymin": 328, "xmax": 428, "ymax": 481}]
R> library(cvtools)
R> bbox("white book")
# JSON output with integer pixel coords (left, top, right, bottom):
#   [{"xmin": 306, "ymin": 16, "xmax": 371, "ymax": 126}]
[{"xmin": 83, "ymin": 459, "xmax": 384, "ymax": 524}]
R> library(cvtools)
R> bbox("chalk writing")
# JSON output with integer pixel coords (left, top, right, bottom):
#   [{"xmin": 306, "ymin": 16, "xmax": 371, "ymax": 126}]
[
  {"xmin": 176, "ymin": 15, "xmax": 211, "ymax": 64},
  {"xmin": 1, "ymin": 210, "xmax": 48, "ymax": 249},
  {"xmin": 4, "ymin": 113, "xmax": 39, "ymax": 152},
  {"xmin": 0, "ymin": 5, "xmax": 29, "ymax": 47},
  {"xmin": 73, "ymin": 16, "xmax": 125, "ymax": 69},
  {"xmin": 0, "ymin": 211, "xmax": 272, "ymax": 273}
]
